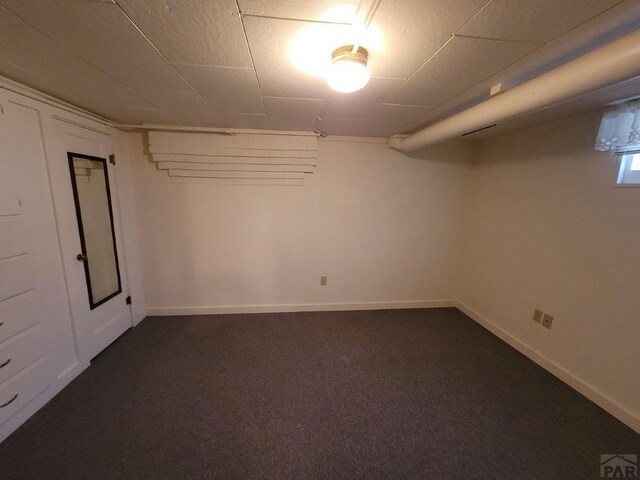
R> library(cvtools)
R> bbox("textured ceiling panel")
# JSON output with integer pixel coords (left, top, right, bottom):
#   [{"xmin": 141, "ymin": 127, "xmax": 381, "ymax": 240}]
[
  {"xmin": 141, "ymin": 91, "xmax": 224, "ymax": 126},
  {"xmin": 243, "ymin": 16, "xmax": 351, "ymax": 99},
  {"xmin": 117, "ymin": 0, "xmax": 251, "ymax": 67},
  {"xmin": 111, "ymin": 107, "xmax": 172, "ymax": 125},
  {"xmin": 478, "ymin": 0, "xmax": 640, "ymax": 93},
  {"xmin": 319, "ymin": 103, "xmax": 434, "ymax": 136},
  {"xmin": 175, "ymin": 65, "xmax": 264, "ymax": 114},
  {"xmin": 219, "ymin": 113, "xmax": 270, "ymax": 130},
  {"xmin": 388, "ymin": 36, "xmax": 538, "ymax": 107},
  {"xmin": 238, "ymin": 0, "xmax": 360, "ymax": 23},
  {"xmin": 0, "ymin": 58, "xmax": 49, "ymax": 93},
  {"xmin": 0, "ymin": 0, "xmax": 636, "ymax": 137},
  {"xmin": 324, "ymin": 76, "xmax": 405, "ymax": 119},
  {"xmin": 459, "ymin": 0, "xmax": 621, "ymax": 43},
  {"xmin": 263, "ymin": 97, "xmax": 325, "ymax": 130},
  {"xmin": 366, "ymin": 0, "xmax": 488, "ymax": 78},
  {"xmin": 0, "ymin": 0, "xmax": 190, "ymax": 92},
  {"xmin": 0, "ymin": 7, "xmax": 153, "ymax": 115},
  {"xmin": 415, "ymin": 84, "xmax": 492, "ymax": 127}
]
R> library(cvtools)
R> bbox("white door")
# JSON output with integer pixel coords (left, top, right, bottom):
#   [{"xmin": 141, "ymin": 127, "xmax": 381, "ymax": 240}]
[{"xmin": 48, "ymin": 119, "xmax": 131, "ymax": 361}]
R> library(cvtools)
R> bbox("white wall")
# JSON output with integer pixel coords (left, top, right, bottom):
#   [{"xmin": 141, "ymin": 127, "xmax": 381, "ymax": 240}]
[
  {"xmin": 128, "ymin": 134, "xmax": 473, "ymax": 314},
  {"xmin": 457, "ymin": 111, "xmax": 640, "ymax": 431}
]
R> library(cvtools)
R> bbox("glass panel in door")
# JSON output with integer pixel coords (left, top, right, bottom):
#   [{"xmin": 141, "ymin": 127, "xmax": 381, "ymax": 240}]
[{"xmin": 67, "ymin": 153, "xmax": 122, "ymax": 309}]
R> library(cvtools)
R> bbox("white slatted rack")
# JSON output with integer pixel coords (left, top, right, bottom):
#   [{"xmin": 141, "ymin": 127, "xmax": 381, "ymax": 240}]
[{"xmin": 149, "ymin": 131, "xmax": 318, "ymax": 186}]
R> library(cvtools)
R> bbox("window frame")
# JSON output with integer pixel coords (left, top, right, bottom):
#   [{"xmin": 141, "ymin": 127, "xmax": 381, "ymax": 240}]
[{"xmin": 615, "ymin": 151, "xmax": 640, "ymax": 186}]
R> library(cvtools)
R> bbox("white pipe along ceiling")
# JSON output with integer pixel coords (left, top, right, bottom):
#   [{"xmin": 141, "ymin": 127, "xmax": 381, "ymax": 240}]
[{"xmin": 390, "ymin": 29, "xmax": 640, "ymax": 152}]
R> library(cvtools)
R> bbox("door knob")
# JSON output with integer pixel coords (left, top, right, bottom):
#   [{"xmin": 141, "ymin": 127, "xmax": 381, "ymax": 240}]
[{"xmin": 76, "ymin": 253, "xmax": 87, "ymax": 262}]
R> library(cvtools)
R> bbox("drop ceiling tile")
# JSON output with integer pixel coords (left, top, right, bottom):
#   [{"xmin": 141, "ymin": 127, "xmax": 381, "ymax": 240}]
[
  {"xmin": 365, "ymin": 0, "xmax": 489, "ymax": 78},
  {"xmin": 117, "ymin": 0, "xmax": 251, "ymax": 67},
  {"xmin": 324, "ymin": 76, "xmax": 405, "ymax": 119},
  {"xmin": 109, "ymin": 107, "xmax": 173, "ymax": 125},
  {"xmin": 220, "ymin": 113, "xmax": 270, "ymax": 129},
  {"xmin": 0, "ymin": 7, "xmax": 153, "ymax": 118},
  {"xmin": 459, "ymin": 0, "xmax": 621, "ymax": 43},
  {"xmin": 0, "ymin": 0, "xmax": 190, "ymax": 92},
  {"xmin": 141, "ymin": 91, "xmax": 224, "ymax": 126},
  {"xmin": 264, "ymin": 97, "xmax": 324, "ymax": 130},
  {"xmin": 478, "ymin": 0, "xmax": 640, "ymax": 90},
  {"xmin": 319, "ymin": 103, "xmax": 434, "ymax": 136},
  {"xmin": 238, "ymin": 0, "xmax": 360, "ymax": 23},
  {"xmin": 0, "ymin": 58, "xmax": 49, "ymax": 93},
  {"xmin": 174, "ymin": 65, "xmax": 264, "ymax": 114},
  {"xmin": 361, "ymin": 103, "xmax": 435, "ymax": 131},
  {"xmin": 388, "ymin": 36, "xmax": 538, "ymax": 106},
  {"xmin": 243, "ymin": 16, "xmax": 352, "ymax": 99},
  {"xmin": 415, "ymin": 84, "xmax": 491, "ymax": 126},
  {"xmin": 316, "ymin": 117, "xmax": 372, "ymax": 136}
]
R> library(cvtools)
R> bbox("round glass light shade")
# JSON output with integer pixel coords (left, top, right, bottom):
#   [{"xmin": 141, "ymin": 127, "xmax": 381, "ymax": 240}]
[{"xmin": 327, "ymin": 46, "xmax": 370, "ymax": 93}]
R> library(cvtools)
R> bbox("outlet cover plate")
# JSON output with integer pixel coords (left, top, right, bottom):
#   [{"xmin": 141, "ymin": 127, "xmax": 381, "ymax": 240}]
[
  {"xmin": 542, "ymin": 313, "xmax": 554, "ymax": 329},
  {"xmin": 533, "ymin": 309, "xmax": 543, "ymax": 323}
]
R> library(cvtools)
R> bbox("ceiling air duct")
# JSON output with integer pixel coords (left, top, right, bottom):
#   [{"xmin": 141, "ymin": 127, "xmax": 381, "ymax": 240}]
[{"xmin": 390, "ymin": 29, "xmax": 640, "ymax": 152}]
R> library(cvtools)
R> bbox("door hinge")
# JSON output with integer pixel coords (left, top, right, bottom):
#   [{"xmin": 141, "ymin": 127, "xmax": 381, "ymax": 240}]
[
  {"xmin": 125, "ymin": 295, "xmax": 132, "ymax": 305},
  {"xmin": 109, "ymin": 154, "xmax": 116, "ymax": 165}
]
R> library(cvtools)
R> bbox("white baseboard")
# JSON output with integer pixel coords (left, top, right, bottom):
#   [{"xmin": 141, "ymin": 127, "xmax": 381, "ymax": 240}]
[
  {"xmin": 132, "ymin": 308, "xmax": 146, "ymax": 326},
  {"xmin": 0, "ymin": 360, "xmax": 89, "ymax": 443},
  {"xmin": 146, "ymin": 300, "xmax": 455, "ymax": 316},
  {"xmin": 455, "ymin": 301, "xmax": 640, "ymax": 434}
]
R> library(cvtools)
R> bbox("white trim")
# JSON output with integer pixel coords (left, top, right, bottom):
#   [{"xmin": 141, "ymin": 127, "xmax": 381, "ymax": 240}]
[
  {"xmin": 118, "ymin": 123, "xmax": 319, "ymax": 137},
  {"xmin": 0, "ymin": 360, "xmax": 89, "ymax": 443},
  {"xmin": 132, "ymin": 308, "xmax": 147, "ymax": 326},
  {"xmin": 0, "ymin": 75, "xmax": 112, "ymax": 127},
  {"xmin": 146, "ymin": 300, "xmax": 455, "ymax": 316},
  {"xmin": 454, "ymin": 301, "xmax": 640, "ymax": 434}
]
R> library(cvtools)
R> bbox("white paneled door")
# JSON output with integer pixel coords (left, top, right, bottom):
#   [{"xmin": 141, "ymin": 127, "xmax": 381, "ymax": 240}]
[{"xmin": 49, "ymin": 120, "xmax": 131, "ymax": 361}]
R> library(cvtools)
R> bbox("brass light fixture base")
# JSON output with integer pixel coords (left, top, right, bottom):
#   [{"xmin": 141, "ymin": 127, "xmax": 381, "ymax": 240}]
[{"xmin": 331, "ymin": 45, "xmax": 369, "ymax": 66}]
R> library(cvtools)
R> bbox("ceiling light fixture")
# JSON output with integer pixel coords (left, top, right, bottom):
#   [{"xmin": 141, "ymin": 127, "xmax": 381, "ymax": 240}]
[{"xmin": 327, "ymin": 45, "xmax": 370, "ymax": 93}]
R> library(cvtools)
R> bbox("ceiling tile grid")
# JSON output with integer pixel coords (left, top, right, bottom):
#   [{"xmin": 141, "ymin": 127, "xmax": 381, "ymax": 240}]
[
  {"xmin": 174, "ymin": 64, "xmax": 265, "ymax": 114},
  {"xmin": 324, "ymin": 76, "xmax": 406, "ymax": 119},
  {"xmin": 0, "ymin": 0, "xmax": 192, "ymax": 92},
  {"xmin": 0, "ymin": 5, "xmax": 156, "ymax": 117},
  {"xmin": 238, "ymin": 0, "xmax": 360, "ymax": 23},
  {"xmin": 386, "ymin": 36, "xmax": 539, "ymax": 107},
  {"xmin": 263, "ymin": 97, "xmax": 326, "ymax": 130},
  {"xmin": 242, "ymin": 16, "xmax": 350, "ymax": 100},
  {"xmin": 319, "ymin": 103, "xmax": 435, "ymax": 137},
  {"xmin": 0, "ymin": 0, "xmax": 631, "ymax": 135},
  {"xmin": 458, "ymin": 0, "xmax": 622, "ymax": 43},
  {"xmin": 117, "ymin": 0, "xmax": 252, "ymax": 68}
]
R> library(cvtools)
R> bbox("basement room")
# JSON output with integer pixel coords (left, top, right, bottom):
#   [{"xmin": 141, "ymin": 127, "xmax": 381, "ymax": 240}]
[{"xmin": 0, "ymin": 1, "xmax": 639, "ymax": 479}]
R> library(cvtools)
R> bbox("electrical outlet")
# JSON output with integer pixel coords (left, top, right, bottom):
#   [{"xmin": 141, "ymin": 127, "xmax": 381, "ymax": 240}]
[
  {"xmin": 320, "ymin": 276, "xmax": 327, "ymax": 286},
  {"xmin": 533, "ymin": 309, "xmax": 543, "ymax": 323},
  {"xmin": 541, "ymin": 313, "xmax": 554, "ymax": 329}
]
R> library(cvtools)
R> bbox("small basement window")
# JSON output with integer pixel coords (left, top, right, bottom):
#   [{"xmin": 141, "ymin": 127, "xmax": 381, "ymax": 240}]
[{"xmin": 616, "ymin": 152, "xmax": 640, "ymax": 185}]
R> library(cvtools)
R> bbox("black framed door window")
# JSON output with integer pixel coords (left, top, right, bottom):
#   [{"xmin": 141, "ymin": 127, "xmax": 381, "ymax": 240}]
[{"xmin": 67, "ymin": 152, "xmax": 122, "ymax": 309}]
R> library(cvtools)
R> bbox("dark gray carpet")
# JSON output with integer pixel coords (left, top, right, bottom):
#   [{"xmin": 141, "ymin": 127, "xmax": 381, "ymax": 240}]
[{"xmin": 0, "ymin": 308, "xmax": 638, "ymax": 479}]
